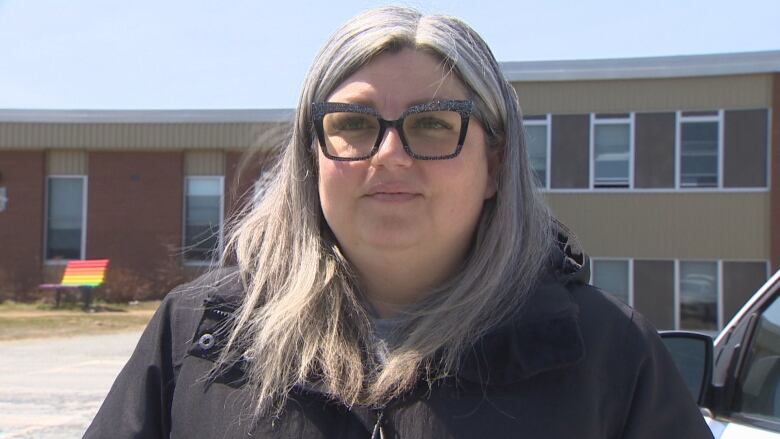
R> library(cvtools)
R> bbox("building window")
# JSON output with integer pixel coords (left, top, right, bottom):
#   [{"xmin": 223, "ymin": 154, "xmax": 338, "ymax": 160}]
[
  {"xmin": 591, "ymin": 259, "xmax": 632, "ymax": 305},
  {"xmin": 0, "ymin": 186, "xmax": 7, "ymax": 212},
  {"xmin": 184, "ymin": 176, "xmax": 224, "ymax": 263},
  {"xmin": 591, "ymin": 114, "xmax": 633, "ymax": 188},
  {"xmin": 678, "ymin": 260, "xmax": 719, "ymax": 331},
  {"xmin": 45, "ymin": 176, "xmax": 86, "ymax": 261},
  {"xmin": 524, "ymin": 115, "xmax": 550, "ymax": 188},
  {"xmin": 677, "ymin": 111, "xmax": 721, "ymax": 188}
]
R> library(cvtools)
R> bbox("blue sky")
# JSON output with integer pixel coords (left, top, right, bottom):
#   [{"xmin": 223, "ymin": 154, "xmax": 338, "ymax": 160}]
[{"xmin": 0, "ymin": 0, "xmax": 778, "ymax": 110}]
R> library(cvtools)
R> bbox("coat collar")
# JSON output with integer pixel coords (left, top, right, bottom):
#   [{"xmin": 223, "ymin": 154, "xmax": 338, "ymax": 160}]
[
  {"xmin": 456, "ymin": 226, "xmax": 590, "ymax": 385},
  {"xmin": 195, "ymin": 224, "xmax": 590, "ymax": 388},
  {"xmin": 455, "ymin": 276, "xmax": 585, "ymax": 385}
]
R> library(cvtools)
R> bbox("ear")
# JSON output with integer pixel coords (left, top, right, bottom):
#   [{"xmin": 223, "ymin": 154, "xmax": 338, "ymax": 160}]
[{"xmin": 483, "ymin": 147, "xmax": 501, "ymax": 199}]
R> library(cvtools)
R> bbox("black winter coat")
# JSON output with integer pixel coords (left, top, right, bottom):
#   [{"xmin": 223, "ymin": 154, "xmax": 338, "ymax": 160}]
[{"xmin": 85, "ymin": 247, "xmax": 713, "ymax": 438}]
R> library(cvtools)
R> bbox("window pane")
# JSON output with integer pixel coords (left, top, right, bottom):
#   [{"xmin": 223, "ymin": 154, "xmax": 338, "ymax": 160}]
[
  {"xmin": 185, "ymin": 178, "xmax": 222, "ymax": 262},
  {"xmin": 738, "ymin": 295, "xmax": 780, "ymax": 420},
  {"xmin": 592, "ymin": 260, "xmax": 629, "ymax": 305},
  {"xmin": 525, "ymin": 125, "xmax": 547, "ymax": 187},
  {"xmin": 0, "ymin": 187, "xmax": 7, "ymax": 212},
  {"xmin": 681, "ymin": 121, "xmax": 718, "ymax": 188},
  {"xmin": 46, "ymin": 178, "xmax": 84, "ymax": 260},
  {"xmin": 679, "ymin": 261, "xmax": 718, "ymax": 330},
  {"xmin": 594, "ymin": 123, "xmax": 630, "ymax": 187}
]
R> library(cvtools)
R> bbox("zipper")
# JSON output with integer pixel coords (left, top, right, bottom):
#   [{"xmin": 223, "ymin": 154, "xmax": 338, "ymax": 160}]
[
  {"xmin": 203, "ymin": 297, "xmax": 238, "ymax": 320},
  {"xmin": 370, "ymin": 409, "xmax": 385, "ymax": 439},
  {"xmin": 211, "ymin": 308, "xmax": 231, "ymax": 318}
]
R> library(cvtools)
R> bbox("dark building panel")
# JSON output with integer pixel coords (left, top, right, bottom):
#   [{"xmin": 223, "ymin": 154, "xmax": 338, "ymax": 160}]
[
  {"xmin": 771, "ymin": 74, "xmax": 780, "ymax": 272},
  {"xmin": 0, "ymin": 151, "xmax": 45, "ymax": 294},
  {"xmin": 724, "ymin": 109, "xmax": 768, "ymax": 188},
  {"xmin": 86, "ymin": 152, "xmax": 183, "ymax": 286},
  {"xmin": 633, "ymin": 260, "xmax": 675, "ymax": 330},
  {"xmin": 723, "ymin": 261, "xmax": 768, "ymax": 324},
  {"xmin": 635, "ymin": 113, "xmax": 676, "ymax": 188},
  {"xmin": 551, "ymin": 114, "xmax": 589, "ymax": 188}
]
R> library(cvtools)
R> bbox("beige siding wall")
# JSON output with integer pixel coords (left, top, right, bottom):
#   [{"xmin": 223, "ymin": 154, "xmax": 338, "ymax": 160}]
[
  {"xmin": 0, "ymin": 122, "xmax": 289, "ymax": 150},
  {"xmin": 545, "ymin": 192, "xmax": 769, "ymax": 260},
  {"xmin": 47, "ymin": 150, "xmax": 87, "ymax": 174},
  {"xmin": 515, "ymin": 74, "xmax": 772, "ymax": 115},
  {"xmin": 184, "ymin": 151, "xmax": 225, "ymax": 176}
]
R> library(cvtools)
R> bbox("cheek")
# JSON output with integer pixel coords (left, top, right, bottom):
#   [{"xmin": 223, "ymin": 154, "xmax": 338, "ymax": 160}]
[
  {"xmin": 317, "ymin": 161, "xmax": 339, "ymax": 212},
  {"xmin": 317, "ymin": 159, "xmax": 362, "ymax": 218},
  {"xmin": 453, "ymin": 150, "xmax": 491, "ymax": 198},
  {"xmin": 431, "ymin": 160, "xmax": 490, "ymax": 216}
]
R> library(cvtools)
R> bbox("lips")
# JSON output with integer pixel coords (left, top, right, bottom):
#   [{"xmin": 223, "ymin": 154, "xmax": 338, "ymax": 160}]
[
  {"xmin": 368, "ymin": 192, "xmax": 419, "ymax": 202},
  {"xmin": 364, "ymin": 182, "xmax": 421, "ymax": 202}
]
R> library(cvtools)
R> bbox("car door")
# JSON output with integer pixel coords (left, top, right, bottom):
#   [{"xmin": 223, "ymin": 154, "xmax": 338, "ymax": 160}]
[{"xmin": 707, "ymin": 272, "xmax": 780, "ymax": 438}]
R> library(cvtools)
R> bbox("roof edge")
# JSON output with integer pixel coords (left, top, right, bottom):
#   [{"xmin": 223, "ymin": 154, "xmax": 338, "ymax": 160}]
[
  {"xmin": 501, "ymin": 50, "xmax": 780, "ymax": 82},
  {"xmin": 0, "ymin": 108, "xmax": 295, "ymax": 123},
  {"xmin": 2, "ymin": 51, "xmax": 778, "ymax": 122}
]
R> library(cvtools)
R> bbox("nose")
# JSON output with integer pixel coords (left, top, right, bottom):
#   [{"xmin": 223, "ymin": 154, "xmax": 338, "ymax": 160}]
[{"xmin": 371, "ymin": 126, "xmax": 413, "ymax": 167}]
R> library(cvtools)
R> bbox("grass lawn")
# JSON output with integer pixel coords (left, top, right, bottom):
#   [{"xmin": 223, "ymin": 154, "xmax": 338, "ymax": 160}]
[{"xmin": 0, "ymin": 300, "xmax": 160, "ymax": 341}]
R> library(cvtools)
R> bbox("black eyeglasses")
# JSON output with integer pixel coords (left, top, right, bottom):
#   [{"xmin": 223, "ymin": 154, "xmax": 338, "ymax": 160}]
[{"xmin": 311, "ymin": 100, "xmax": 473, "ymax": 161}]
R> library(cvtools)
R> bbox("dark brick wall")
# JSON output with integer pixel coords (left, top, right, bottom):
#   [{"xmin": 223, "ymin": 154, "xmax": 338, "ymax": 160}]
[
  {"xmin": 0, "ymin": 151, "xmax": 45, "ymax": 294},
  {"xmin": 225, "ymin": 149, "xmax": 267, "ymax": 220},
  {"xmin": 86, "ymin": 151, "xmax": 183, "ymax": 276}
]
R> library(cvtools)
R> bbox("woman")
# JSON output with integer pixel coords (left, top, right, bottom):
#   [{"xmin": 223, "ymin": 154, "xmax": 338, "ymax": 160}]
[{"xmin": 86, "ymin": 6, "xmax": 712, "ymax": 438}]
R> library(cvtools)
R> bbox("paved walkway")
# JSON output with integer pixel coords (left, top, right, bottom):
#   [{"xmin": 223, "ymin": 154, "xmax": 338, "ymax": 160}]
[{"xmin": 0, "ymin": 331, "xmax": 142, "ymax": 438}]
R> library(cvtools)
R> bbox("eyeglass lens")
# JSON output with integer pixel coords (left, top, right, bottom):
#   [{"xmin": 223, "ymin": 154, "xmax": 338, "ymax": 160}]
[{"xmin": 322, "ymin": 110, "xmax": 463, "ymax": 159}]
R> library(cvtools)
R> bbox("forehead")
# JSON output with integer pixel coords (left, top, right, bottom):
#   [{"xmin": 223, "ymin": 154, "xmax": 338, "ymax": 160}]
[{"xmin": 326, "ymin": 48, "xmax": 469, "ymax": 112}]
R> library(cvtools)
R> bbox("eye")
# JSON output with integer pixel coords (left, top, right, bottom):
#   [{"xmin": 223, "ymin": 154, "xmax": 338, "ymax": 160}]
[
  {"xmin": 326, "ymin": 113, "xmax": 377, "ymax": 132},
  {"xmin": 337, "ymin": 117, "xmax": 368, "ymax": 130},
  {"xmin": 411, "ymin": 116, "xmax": 453, "ymax": 130}
]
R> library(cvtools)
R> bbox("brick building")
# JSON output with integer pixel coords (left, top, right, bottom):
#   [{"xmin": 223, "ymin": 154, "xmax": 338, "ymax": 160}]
[
  {"xmin": 0, "ymin": 109, "xmax": 290, "ymax": 299},
  {"xmin": 0, "ymin": 50, "xmax": 778, "ymax": 331}
]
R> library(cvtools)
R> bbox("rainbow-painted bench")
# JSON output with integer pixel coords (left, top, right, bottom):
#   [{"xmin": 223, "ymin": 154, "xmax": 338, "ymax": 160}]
[{"xmin": 39, "ymin": 259, "xmax": 110, "ymax": 308}]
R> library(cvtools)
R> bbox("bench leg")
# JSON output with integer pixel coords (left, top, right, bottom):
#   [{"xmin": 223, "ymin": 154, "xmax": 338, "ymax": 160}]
[
  {"xmin": 55, "ymin": 289, "xmax": 61, "ymax": 308},
  {"xmin": 81, "ymin": 287, "xmax": 93, "ymax": 311}
]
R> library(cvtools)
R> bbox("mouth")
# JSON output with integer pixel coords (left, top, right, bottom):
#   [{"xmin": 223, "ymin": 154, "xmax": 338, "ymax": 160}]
[
  {"xmin": 364, "ymin": 183, "xmax": 422, "ymax": 202},
  {"xmin": 366, "ymin": 192, "xmax": 421, "ymax": 202}
]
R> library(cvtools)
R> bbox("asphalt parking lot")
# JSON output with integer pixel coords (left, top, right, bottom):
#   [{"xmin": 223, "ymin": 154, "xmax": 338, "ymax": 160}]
[{"xmin": 0, "ymin": 330, "xmax": 142, "ymax": 438}]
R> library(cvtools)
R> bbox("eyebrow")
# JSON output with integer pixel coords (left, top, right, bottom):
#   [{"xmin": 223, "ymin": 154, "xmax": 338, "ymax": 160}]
[{"xmin": 326, "ymin": 97, "xmax": 463, "ymax": 111}]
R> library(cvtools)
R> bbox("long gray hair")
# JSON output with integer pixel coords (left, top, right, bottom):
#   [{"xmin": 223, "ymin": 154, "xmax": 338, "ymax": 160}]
[{"xmin": 218, "ymin": 5, "xmax": 555, "ymax": 417}]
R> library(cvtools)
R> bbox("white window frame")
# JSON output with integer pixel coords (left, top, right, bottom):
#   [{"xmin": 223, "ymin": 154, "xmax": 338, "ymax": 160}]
[
  {"xmin": 590, "ymin": 257, "xmax": 634, "ymax": 307},
  {"xmin": 43, "ymin": 175, "xmax": 88, "ymax": 264},
  {"xmin": 183, "ymin": 176, "xmax": 225, "ymax": 266},
  {"xmin": 524, "ymin": 114, "xmax": 551, "ymax": 189},
  {"xmin": 538, "ymin": 107, "xmax": 768, "ymax": 194},
  {"xmin": 674, "ymin": 259, "xmax": 723, "ymax": 331},
  {"xmin": 589, "ymin": 113, "xmax": 634, "ymax": 190},
  {"xmin": 675, "ymin": 110, "xmax": 724, "ymax": 190}
]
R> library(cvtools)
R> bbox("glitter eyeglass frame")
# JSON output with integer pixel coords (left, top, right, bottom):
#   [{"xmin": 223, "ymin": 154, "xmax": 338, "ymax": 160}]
[{"xmin": 311, "ymin": 100, "xmax": 474, "ymax": 161}]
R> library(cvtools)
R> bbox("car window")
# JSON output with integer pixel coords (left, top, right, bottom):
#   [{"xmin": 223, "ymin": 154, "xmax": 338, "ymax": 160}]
[{"xmin": 737, "ymin": 294, "xmax": 780, "ymax": 423}]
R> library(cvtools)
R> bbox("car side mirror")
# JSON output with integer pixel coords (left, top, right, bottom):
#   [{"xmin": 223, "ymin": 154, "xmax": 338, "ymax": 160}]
[{"xmin": 660, "ymin": 331, "xmax": 714, "ymax": 405}]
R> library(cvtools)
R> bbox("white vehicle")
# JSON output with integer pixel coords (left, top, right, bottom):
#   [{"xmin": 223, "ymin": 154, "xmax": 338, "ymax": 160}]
[{"xmin": 663, "ymin": 269, "xmax": 780, "ymax": 438}]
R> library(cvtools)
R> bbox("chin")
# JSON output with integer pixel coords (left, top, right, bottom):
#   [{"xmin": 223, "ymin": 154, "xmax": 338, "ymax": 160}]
[{"xmin": 359, "ymin": 232, "xmax": 422, "ymax": 250}]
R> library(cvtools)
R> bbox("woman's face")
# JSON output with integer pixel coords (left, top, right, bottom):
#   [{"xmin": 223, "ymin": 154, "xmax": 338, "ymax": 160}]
[{"xmin": 317, "ymin": 48, "xmax": 497, "ymax": 266}]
